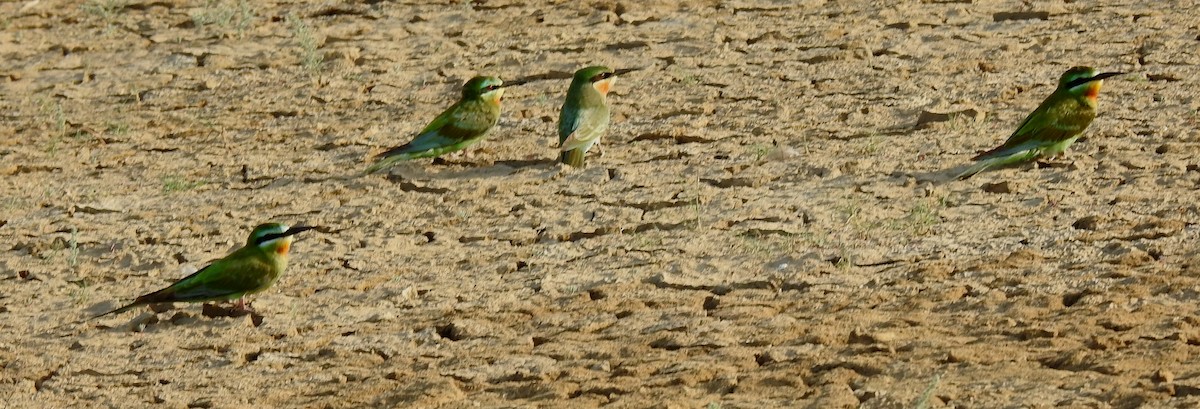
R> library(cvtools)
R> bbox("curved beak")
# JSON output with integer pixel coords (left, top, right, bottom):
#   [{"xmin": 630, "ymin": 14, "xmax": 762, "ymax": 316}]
[
  {"xmin": 1089, "ymin": 72, "xmax": 1124, "ymax": 82},
  {"xmin": 613, "ymin": 67, "xmax": 640, "ymax": 76},
  {"xmin": 264, "ymin": 225, "xmax": 317, "ymax": 243},
  {"xmin": 283, "ymin": 225, "xmax": 318, "ymax": 237},
  {"xmin": 501, "ymin": 78, "xmax": 530, "ymax": 87},
  {"xmin": 254, "ymin": 225, "xmax": 320, "ymax": 246},
  {"xmin": 1066, "ymin": 71, "xmax": 1125, "ymax": 90}
]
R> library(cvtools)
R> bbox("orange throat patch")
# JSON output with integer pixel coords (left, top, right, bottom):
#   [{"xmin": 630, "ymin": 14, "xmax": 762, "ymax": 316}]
[
  {"xmin": 275, "ymin": 240, "xmax": 291, "ymax": 255},
  {"xmin": 593, "ymin": 78, "xmax": 615, "ymax": 95},
  {"xmin": 1085, "ymin": 82, "xmax": 1102, "ymax": 98}
]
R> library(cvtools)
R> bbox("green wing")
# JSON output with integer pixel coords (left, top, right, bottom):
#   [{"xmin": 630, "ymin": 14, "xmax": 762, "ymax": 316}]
[
  {"xmin": 417, "ymin": 100, "xmax": 463, "ymax": 134},
  {"xmin": 559, "ymin": 105, "xmax": 609, "ymax": 151},
  {"xmin": 974, "ymin": 96, "xmax": 1095, "ymax": 160},
  {"xmin": 557, "ymin": 85, "xmax": 610, "ymax": 167},
  {"xmin": 163, "ymin": 252, "xmax": 275, "ymax": 301},
  {"xmin": 365, "ymin": 99, "xmax": 499, "ymax": 173},
  {"xmin": 95, "ymin": 248, "xmax": 276, "ymax": 318}
]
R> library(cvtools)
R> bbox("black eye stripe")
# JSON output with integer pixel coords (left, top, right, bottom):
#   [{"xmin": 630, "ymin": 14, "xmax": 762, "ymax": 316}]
[
  {"xmin": 255, "ymin": 232, "xmax": 291, "ymax": 245},
  {"xmin": 1065, "ymin": 76, "xmax": 1095, "ymax": 89}
]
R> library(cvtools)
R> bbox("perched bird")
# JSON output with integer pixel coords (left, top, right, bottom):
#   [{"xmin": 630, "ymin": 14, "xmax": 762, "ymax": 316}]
[
  {"xmin": 957, "ymin": 66, "xmax": 1123, "ymax": 180},
  {"xmin": 365, "ymin": 76, "xmax": 518, "ymax": 173},
  {"xmin": 558, "ymin": 66, "xmax": 636, "ymax": 167},
  {"xmin": 95, "ymin": 223, "xmax": 314, "ymax": 318}
]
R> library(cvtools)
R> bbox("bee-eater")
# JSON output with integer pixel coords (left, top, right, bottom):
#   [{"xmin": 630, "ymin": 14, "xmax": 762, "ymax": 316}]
[
  {"xmin": 558, "ymin": 66, "xmax": 635, "ymax": 167},
  {"xmin": 95, "ymin": 223, "xmax": 314, "ymax": 318},
  {"xmin": 957, "ymin": 66, "xmax": 1123, "ymax": 180},
  {"xmin": 365, "ymin": 76, "xmax": 517, "ymax": 173}
]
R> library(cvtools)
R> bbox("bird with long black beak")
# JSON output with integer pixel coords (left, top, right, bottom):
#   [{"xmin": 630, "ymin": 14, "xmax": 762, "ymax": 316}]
[{"xmin": 958, "ymin": 66, "xmax": 1123, "ymax": 180}]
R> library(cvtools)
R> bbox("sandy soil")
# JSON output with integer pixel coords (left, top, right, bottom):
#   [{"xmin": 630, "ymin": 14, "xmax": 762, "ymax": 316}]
[{"xmin": 2, "ymin": 0, "xmax": 1199, "ymax": 407}]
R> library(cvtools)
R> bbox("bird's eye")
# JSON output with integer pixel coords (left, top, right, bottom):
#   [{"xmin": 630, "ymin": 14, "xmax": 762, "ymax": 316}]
[{"xmin": 485, "ymin": 85, "xmax": 500, "ymax": 91}]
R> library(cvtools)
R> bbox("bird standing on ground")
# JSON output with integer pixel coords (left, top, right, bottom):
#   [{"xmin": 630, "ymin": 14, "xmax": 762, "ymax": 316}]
[
  {"xmin": 957, "ymin": 66, "xmax": 1123, "ymax": 180},
  {"xmin": 558, "ymin": 66, "xmax": 635, "ymax": 167},
  {"xmin": 365, "ymin": 76, "xmax": 519, "ymax": 174},
  {"xmin": 95, "ymin": 223, "xmax": 314, "ymax": 318}
]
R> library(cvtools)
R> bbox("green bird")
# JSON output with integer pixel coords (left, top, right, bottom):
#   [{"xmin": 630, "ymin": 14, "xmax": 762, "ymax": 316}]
[
  {"xmin": 95, "ymin": 223, "xmax": 314, "ymax": 318},
  {"xmin": 957, "ymin": 66, "xmax": 1123, "ymax": 180},
  {"xmin": 558, "ymin": 66, "xmax": 635, "ymax": 167},
  {"xmin": 365, "ymin": 76, "xmax": 517, "ymax": 174}
]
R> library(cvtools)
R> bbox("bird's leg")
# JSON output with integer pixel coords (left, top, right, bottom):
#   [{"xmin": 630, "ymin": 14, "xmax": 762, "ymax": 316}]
[
  {"xmin": 1038, "ymin": 151, "xmax": 1073, "ymax": 168},
  {"xmin": 232, "ymin": 297, "xmax": 255, "ymax": 313}
]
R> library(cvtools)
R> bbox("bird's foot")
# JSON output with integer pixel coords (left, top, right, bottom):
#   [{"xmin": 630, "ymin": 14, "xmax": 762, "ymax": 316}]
[
  {"xmin": 202, "ymin": 302, "xmax": 253, "ymax": 318},
  {"xmin": 1034, "ymin": 160, "xmax": 1072, "ymax": 169},
  {"xmin": 234, "ymin": 298, "xmax": 256, "ymax": 313}
]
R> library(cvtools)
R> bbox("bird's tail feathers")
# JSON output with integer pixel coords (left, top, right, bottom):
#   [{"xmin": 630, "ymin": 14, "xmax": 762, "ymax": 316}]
[
  {"xmin": 956, "ymin": 150, "xmax": 1040, "ymax": 180},
  {"xmin": 93, "ymin": 286, "xmax": 181, "ymax": 319},
  {"xmin": 955, "ymin": 160, "xmax": 995, "ymax": 180},
  {"xmin": 364, "ymin": 152, "xmax": 415, "ymax": 174},
  {"xmin": 93, "ymin": 301, "xmax": 140, "ymax": 319},
  {"xmin": 560, "ymin": 149, "xmax": 585, "ymax": 167}
]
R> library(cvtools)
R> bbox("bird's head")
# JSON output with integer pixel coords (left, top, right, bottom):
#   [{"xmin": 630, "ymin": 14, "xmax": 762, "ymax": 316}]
[
  {"xmin": 573, "ymin": 66, "xmax": 638, "ymax": 96},
  {"xmin": 247, "ymin": 223, "xmax": 315, "ymax": 256},
  {"xmin": 1058, "ymin": 66, "xmax": 1123, "ymax": 99},
  {"xmin": 462, "ymin": 76, "xmax": 506, "ymax": 104}
]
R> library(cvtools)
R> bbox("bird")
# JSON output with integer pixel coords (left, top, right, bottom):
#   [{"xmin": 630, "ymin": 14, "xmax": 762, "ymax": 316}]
[
  {"xmin": 957, "ymin": 66, "xmax": 1123, "ymax": 180},
  {"xmin": 95, "ymin": 223, "xmax": 315, "ymax": 318},
  {"xmin": 365, "ymin": 75, "xmax": 519, "ymax": 174},
  {"xmin": 558, "ymin": 66, "xmax": 636, "ymax": 167}
]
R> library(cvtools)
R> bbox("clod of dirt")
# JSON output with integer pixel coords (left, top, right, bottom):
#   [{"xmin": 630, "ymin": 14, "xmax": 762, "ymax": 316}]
[
  {"xmin": 1072, "ymin": 216, "xmax": 1102, "ymax": 230},
  {"xmin": 982, "ymin": 181, "xmax": 1016, "ymax": 194}
]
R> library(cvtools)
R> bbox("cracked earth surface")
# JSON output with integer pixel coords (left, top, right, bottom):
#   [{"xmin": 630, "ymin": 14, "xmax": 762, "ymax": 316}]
[{"xmin": 2, "ymin": 1, "xmax": 1200, "ymax": 408}]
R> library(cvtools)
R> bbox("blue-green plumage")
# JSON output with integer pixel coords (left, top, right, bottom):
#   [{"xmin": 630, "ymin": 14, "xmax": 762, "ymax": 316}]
[
  {"xmin": 95, "ymin": 223, "xmax": 313, "ymax": 318},
  {"xmin": 366, "ymin": 76, "xmax": 508, "ymax": 173},
  {"xmin": 957, "ymin": 67, "xmax": 1122, "ymax": 180},
  {"xmin": 558, "ymin": 66, "xmax": 634, "ymax": 167}
]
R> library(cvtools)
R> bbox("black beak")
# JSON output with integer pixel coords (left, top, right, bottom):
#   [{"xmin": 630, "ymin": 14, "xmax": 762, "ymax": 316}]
[
  {"xmin": 1065, "ymin": 72, "xmax": 1125, "ymax": 89},
  {"xmin": 255, "ymin": 225, "xmax": 317, "ymax": 246},
  {"xmin": 283, "ymin": 225, "xmax": 318, "ymax": 237},
  {"xmin": 613, "ymin": 67, "xmax": 640, "ymax": 76},
  {"xmin": 501, "ymin": 78, "xmax": 531, "ymax": 87}
]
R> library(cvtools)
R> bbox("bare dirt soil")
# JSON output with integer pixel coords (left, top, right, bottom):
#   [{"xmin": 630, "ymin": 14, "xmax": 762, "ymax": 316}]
[{"xmin": 2, "ymin": 0, "xmax": 1200, "ymax": 407}]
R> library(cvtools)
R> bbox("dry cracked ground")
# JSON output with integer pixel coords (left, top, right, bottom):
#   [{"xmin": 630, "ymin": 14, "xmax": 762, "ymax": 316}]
[{"xmin": 2, "ymin": 0, "xmax": 1200, "ymax": 408}]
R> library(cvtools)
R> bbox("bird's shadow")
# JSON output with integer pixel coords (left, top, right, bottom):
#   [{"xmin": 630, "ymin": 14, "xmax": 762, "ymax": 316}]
[
  {"xmin": 384, "ymin": 157, "xmax": 559, "ymax": 181},
  {"xmin": 916, "ymin": 160, "xmax": 1071, "ymax": 184},
  {"xmin": 911, "ymin": 166, "xmax": 967, "ymax": 184},
  {"xmin": 86, "ymin": 303, "xmax": 264, "ymax": 331}
]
